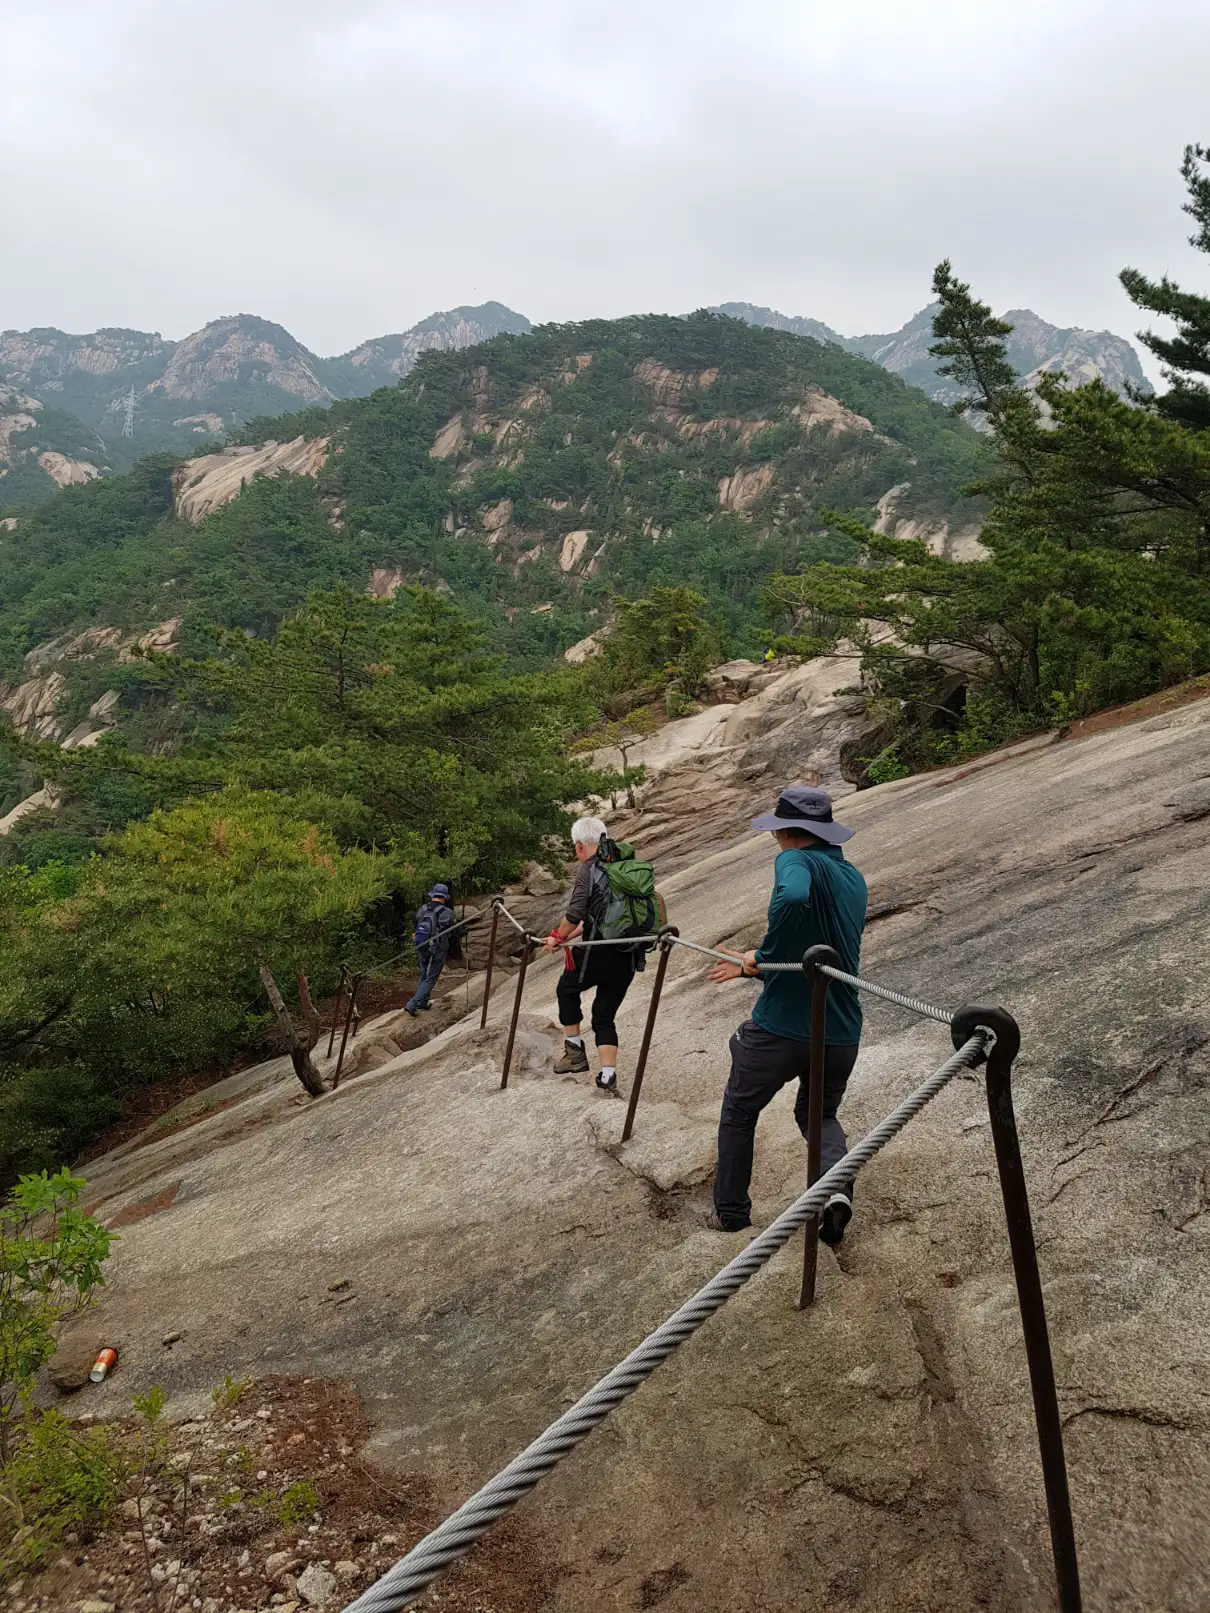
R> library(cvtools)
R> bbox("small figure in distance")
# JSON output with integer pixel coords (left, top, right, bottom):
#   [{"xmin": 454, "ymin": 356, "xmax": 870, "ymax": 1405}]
[
  {"xmin": 542, "ymin": 816, "xmax": 636, "ymax": 1093},
  {"xmin": 405, "ymin": 883, "xmax": 460, "ymax": 1017},
  {"xmin": 763, "ymin": 646, "xmax": 776, "ymax": 664},
  {"xmin": 705, "ymin": 785, "xmax": 867, "ymax": 1246}
]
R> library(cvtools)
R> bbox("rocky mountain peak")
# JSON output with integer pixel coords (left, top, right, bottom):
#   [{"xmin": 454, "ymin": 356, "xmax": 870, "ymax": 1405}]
[
  {"xmin": 713, "ymin": 300, "xmax": 1150, "ymax": 402},
  {"xmin": 0, "ymin": 325, "xmax": 172, "ymax": 393},
  {"xmin": 843, "ymin": 301, "xmax": 1151, "ymax": 402},
  {"xmin": 150, "ymin": 314, "xmax": 332, "ymax": 405},
  {"xmin": 324, "ymin": 302, "xmax": 533, "ymax": 391},
  {"xmin": 710, "ymin": 302, "xmax": 843, "ymax": 346}
]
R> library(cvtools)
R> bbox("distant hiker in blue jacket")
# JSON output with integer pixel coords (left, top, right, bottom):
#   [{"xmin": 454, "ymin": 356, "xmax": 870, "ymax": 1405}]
[
  {"xmin": 405, "ymin": 883, "xmax": 459, "ymax": 1016},
  {"xmin": 706, "ymin": 784, "xmax": 868, "ymax": 1244}
]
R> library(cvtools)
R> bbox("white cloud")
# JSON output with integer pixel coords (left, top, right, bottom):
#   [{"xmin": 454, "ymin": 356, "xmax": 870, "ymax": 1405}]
[{"xmin": 1, "ymin": 0, "xmax": 1207, "ymax": 369}]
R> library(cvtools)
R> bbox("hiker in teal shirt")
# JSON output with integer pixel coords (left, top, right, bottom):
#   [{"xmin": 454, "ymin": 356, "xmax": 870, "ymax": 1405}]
[{"xmin": 707, "ymin": 784, "xmax": 868, "ymax": 1242}]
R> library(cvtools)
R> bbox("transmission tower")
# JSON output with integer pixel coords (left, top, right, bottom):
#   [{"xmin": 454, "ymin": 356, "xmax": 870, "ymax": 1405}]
[{"xmin": 121, "ymin": 386, "xmax": 137, "ymax": 439}]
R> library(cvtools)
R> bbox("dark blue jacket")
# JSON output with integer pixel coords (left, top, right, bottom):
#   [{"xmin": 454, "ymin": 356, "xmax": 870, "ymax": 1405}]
[{"xmin": 416, "ymin": 902, "xmax": 455, "ymax": 964}]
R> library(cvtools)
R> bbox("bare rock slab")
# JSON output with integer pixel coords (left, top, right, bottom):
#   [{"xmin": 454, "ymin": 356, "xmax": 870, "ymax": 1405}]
[{"xmin": 589, "ymin": 1100, "xmax": 717, "ymax": 1189}]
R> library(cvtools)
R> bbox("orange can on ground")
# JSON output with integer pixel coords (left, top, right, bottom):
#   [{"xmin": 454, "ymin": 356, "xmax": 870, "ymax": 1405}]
[{"xmin": 89, "ymin": 1347, "xmax": 118, "ymax": 1383}]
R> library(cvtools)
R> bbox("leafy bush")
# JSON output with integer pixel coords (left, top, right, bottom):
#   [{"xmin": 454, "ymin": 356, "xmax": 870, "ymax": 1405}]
[
  {"xmin": 0, "ymin": 1170, "xmax": 115, "ymax": 1449},
  {"xmin": 212, "ymin": 1373, "xmax": 253, "ymax": 1410},
  {"xmin": 278, "ymin": 1478, "xmax": 320, "ymax": 1527},
  {"xmin": 0, "ymin": 1410, "xmax": 119, "ymax": 1571},
  {"xmin": 0, "ymin": 1171, "xmax": 117, "ymax": 1569},
  {"xmin": 864, "ymin": 746, "xmax": 912, "ymax": 786}
]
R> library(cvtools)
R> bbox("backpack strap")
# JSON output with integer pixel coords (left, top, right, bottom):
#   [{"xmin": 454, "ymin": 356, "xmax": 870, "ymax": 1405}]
[{"xmin": 585, "ymin": 862, "xmax": 611, "ymax": 940}]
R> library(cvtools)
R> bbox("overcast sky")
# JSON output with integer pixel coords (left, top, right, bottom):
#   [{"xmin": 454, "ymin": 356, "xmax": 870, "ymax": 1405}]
[{"xmin": 3, "ymin": 0, "xmax": 1208, "ymax": 367}]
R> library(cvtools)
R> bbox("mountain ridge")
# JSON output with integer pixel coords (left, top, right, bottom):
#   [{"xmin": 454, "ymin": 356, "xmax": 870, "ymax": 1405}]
[
  {"xmin": 0, "ymin": 304, "xmax": 535, "ymax": 500},
  {"xmin": 723, "ymin": 298, "xmax": 1151, "ymax": 402},
  {"xmin": 0, "ymin": 310, "xmax": 987, "ymax": 731},
  {"xmin": 1, "ymin": 297, "xmax": 1150, "ymax": 510}
]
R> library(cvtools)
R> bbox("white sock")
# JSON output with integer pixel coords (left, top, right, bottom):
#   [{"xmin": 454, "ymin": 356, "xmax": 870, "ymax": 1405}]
[
  {"xmin": 566, "ymin": 1034, "xmax": 584, "ymax": 1048},
  {"xmin": 599, "ymin": 1065, "xmax": 616, "ymax": 1085}
]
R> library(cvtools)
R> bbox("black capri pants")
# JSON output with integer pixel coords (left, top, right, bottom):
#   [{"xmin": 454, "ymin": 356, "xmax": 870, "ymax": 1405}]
[{"xmin": 556, "ymin": 949, "xmax": 636, "ymax": 1047}]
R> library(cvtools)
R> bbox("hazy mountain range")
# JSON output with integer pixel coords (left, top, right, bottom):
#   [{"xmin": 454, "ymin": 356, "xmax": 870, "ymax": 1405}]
[
  {"xmin": 0, "ymin": 297, "xmax": 1148, "ymax": 509},
  {"xmin": 714, "ymin": 301, "xmax": 1152, "ymax": 403}
]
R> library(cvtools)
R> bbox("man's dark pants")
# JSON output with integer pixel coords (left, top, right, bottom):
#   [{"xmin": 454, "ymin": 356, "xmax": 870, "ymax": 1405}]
[
  {"xmin": 713, "ymin": 1019, "xmax": 859, "ymax": 1229},
  {"xmin": 556, "ymin": 949, "xmax": 635, "ymax": 1047}
]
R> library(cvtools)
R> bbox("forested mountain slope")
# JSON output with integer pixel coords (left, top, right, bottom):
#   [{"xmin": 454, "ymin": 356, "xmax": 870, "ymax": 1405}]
[
  {"xmin": 0, "ymin": 304, "xmax": 532, "ymax": 496},
  {"xmin": 0, "ymin": 311, "xmax": 987, "ymax": 683}
]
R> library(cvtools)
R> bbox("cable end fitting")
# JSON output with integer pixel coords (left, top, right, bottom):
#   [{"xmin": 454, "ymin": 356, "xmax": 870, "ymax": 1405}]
[
  {"xmin": 950, "ymin": 1004, "xmax": 1019, "ymax": 1064},
  {"xmin": 802, "ymin": 944, "xmax": 842, "ymax": 978}
]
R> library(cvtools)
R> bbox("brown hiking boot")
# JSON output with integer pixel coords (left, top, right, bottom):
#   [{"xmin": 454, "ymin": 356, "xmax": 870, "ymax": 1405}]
[{"xmin": 554, "ymin": 1039, "xmax": 589, "ymax": 1074}]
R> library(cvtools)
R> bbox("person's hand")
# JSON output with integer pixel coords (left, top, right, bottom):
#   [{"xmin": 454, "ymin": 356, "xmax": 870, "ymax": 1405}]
[
  {"xmin": 542, "ymin": 932, "xmax": 560, "ymax": 953},
  {"xmin": 709, "ymin": 951, "xmax": 759, "ymax": 984}
]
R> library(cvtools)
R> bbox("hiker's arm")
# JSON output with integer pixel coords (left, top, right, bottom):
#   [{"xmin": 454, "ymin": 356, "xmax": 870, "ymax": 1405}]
[
  {"xmin": 545, "ymin": 863, "xmax": 591, "ymax": 949},
  {"xmin": 752, "ymin": 861, "xmax": 813, "ymax": 966},
  {"xmin": 544, "ymin": 915, "xmax": 583, "ymax": 950}
]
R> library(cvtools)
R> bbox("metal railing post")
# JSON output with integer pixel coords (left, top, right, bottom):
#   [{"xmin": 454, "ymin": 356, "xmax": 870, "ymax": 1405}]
[
  {"xmin": 326, "ymin": 965, "xmax": 347, "ymax": 1059},
  {"xmin": 332, "ymin": 972, "xmax": 362, "ymax": 1089},
  {"xmin": 951, "ymin": 1004, "xmax": 1082, "ymax": 1613},
  {"xmin": 480, "ymin": 902, "xmax": 501, "ymax": 1029},
  {"xmin": 799, "ymin": 944, "xmax": 840, "ymax": 1309},
  {"xmin": 621, "ymin": 927, "xmax": 678, "ymax": 1144},
  {"xmin": 500, "ymin": 935, "xmax": 532, "ymax": 1090}
]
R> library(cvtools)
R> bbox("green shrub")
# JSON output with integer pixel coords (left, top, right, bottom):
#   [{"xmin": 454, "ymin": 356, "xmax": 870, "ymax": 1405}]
[
  {"xmin": 212, "ymin": 1372, "xmax": 253, "ymax": 1410},
  {"xmin": 0, "ymin": 1171, "xmax": 115, "ymax": 1454},
  {"xmin": 864, "ymin": 746, "xmax": 912, "ymax": 786},
  {"xmin": 278, "ymin": 1478, "xmax": 320, "ymax": 1527},
  {"xmin": 0, "ymin": 1066, "xmax": 119, "ymax": 1183},
  {"xmin": 0, "ymin": 1409, "xmax": 120, "ymax": 1571},
  {"xmin": 0, "ymin": 1172, "xmax": 117, "ymax": 1569}
]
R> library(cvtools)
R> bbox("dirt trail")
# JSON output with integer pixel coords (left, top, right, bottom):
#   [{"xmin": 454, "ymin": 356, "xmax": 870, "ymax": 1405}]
[{"xmin": 69, "ymin": 696, "xmax": 1210, "ymax": 1611}]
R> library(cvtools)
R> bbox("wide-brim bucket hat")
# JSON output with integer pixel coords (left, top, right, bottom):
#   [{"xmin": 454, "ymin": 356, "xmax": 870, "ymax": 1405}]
[{"xmin": 751, "ymin": 783, "xmax": 855, "ymax": 845}]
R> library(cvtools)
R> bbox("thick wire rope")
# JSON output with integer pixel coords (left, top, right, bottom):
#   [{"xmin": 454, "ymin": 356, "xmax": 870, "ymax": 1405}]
[
  {"xmin": 817, "ymin": 962, "xmax": 953, "ymax": 1027},
  {"xmin": 341, "ymin": 1031, "xmax": 990, "ymax": 1613},
  {"xmin": 339, "ymin": 904, "xmax": 489, "ymax": 981},
  {"xmin": 662, "ymin": 934, "xmax": 954, "ymax": 1026},
  {"xmin": 490, "ymin": 904, "xmax": 954, "ymax": 1022},
  {"xmin": 490, "ymin": 898, "xmax": 532, "ymax": 937}
]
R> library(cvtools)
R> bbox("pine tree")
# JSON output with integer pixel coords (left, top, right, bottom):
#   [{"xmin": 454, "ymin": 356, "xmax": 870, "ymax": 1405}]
[
  {"xmin": 1120, "ymin": 143, "xmax": 1210, "ymax": 430},
  {"xmin": 928, "ymin": 261, "xmax": 1040, "ymax": 461}
]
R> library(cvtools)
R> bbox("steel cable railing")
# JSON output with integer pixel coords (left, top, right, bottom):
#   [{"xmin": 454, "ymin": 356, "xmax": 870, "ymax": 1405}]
[
  {"xmin": 466, "ymin": 904, "xmax": 1081, "ymax": 1611},
  {"xmin": 341, "ymin": 1034, "xmax": 990, "ymax": 1613}
]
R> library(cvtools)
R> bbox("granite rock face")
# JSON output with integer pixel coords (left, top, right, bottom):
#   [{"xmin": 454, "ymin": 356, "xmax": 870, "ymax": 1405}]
[{"xmin": 69, "ymin": 693, "xmax": 1210, "ymax": 1611}]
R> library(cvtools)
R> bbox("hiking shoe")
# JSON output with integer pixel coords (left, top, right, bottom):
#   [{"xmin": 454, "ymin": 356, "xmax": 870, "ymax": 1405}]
[
  {"xmin": 595, "ymin": 1071, "xmax": 619, "ymax": 1094},
  {"xmin": 417, "ymin": 1002, "xmax": 433, "ymax": 1011},
  {"xmin": 819, "ymin": 1189, "xmax": 853, "ymax": 1247},
  {"xmin": 705, "ymin": 1211, "xmax": 751, "ymax": 1233},
  {"xmin": 554, "ymin": 1040, "xmax": 589, "ymax": 1074},
  {"xmin": 404, "ymin": 1006, "xmax": 418, "ymax": 1018}
]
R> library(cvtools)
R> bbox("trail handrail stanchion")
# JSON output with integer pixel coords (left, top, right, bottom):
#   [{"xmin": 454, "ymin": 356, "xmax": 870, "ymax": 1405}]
[
  {"xmin": 480, "ymin": 902, "xmax": 501, "ymax": 1029},
  {"xmin": 799, "ymin": 945, "xmax": 840, "ymax": 1309},
  {"xmin": 332, "ymin": 972, "xmax": 362, "ymax": 1088},
  {"xmin": 621, "ymin": 926, "xmax": 678, "ymax": 1144},
  {"xmin": 500, "ymin": 934, "xmax": 533, "ymax": 1090},
  {"xmin": 327, "ymin": 965, "xmax": 348, "ymax": 1059},
  {"xmin": 951, "ymin": 1004, "xmax": 1082, "ymax": 1613}
]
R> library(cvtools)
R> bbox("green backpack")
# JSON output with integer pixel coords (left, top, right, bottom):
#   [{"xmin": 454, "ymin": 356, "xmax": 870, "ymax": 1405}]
[{"xmin": 593, "ymin": 839, "xmax": 668, "ymax": 941}]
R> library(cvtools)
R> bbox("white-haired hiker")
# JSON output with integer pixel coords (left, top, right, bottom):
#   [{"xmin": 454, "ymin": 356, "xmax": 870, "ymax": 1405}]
[{"xmin": 542, "ymin": 815, "xmax": 635, "ymax": 1092}]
